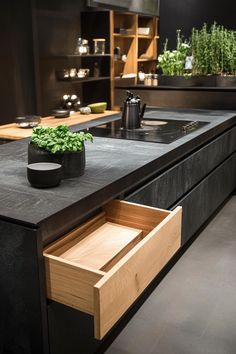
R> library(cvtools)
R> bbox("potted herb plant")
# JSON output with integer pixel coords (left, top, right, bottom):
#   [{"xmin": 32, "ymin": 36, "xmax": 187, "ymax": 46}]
[
  {"xmin": 190, "ymin": 23, "xmax": 236, "ymax": 86},
  {"xmin": 157, "ymin": 23, "xmax": 236, "ymax": 88},
  {"xmin": 28, "ymin": 125, "xmax": 93, "ymax": 178},
  {"xmin": 157, "ymin": 30, "xmax": 193, "ymax": 87}
]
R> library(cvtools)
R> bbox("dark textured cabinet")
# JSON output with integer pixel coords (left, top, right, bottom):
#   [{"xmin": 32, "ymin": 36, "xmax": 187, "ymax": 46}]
[
  {"xmin": 173, "ymin": 153, "xmax": 236, "ymax": 244},
  {"xmin": 126, "ymin": 127, "xmax": 236, "ymax": 244},
  {"xmin": 0, "ymin": 220, "xmax": 48, "ymax": 354}
]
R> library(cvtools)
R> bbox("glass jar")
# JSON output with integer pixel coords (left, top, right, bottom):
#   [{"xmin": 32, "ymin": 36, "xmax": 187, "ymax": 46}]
[
  {"xmin": 152, "ymin": 74, "xmax": 158, "ymax": 86},
  {"xmin": 145, "ymin": 74, "xmax": 152, "ymax": 86},
  {"xmin": 93, "ymin": 38, "xmax": 106, "ymax": 55}
]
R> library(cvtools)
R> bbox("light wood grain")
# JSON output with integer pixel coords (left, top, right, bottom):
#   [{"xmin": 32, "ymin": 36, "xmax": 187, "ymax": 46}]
[
  {"xmin": 60, "ymin": 222, "xmax": 143, "ymax": 271},
  {"xmin": 44, "ymin": 212, "xmax": 106, "ymax": 257},
  {"xmin": 103, "ymin": 199, "xmax": 170, "ymax": 235},
  {"xmin": 0, "ymin": 110, "xmax": 119, "ymax": 140},
  {"xmin": 44, "ymin": 254, "xmax": 104, "ymax": 315},
  {"xmin": 44, "ymin": 200, "xmax": 182, "ymax": 339},
  {"xmin": 94, "ymin": 206, "xmax": 182, "ymax": 339}
]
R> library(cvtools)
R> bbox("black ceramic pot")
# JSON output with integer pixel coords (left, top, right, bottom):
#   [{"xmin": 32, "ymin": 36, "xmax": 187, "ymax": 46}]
[
  {"xmin": 28, "ymin": 143, "xmax": 86, "ymax": 179},
  {"xmin": 27, "ymin": 162, "xmax": 62, "ymax": 188}
]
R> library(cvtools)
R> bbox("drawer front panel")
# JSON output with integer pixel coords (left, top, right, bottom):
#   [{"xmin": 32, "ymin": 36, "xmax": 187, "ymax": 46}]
[
  {"xmin": 93, "ymin": 206, "xmax": 182, "ymax": 339},
  {"xmin": 126, "ymin": 127, "xmax": 236, "ymax": 209},
  {"xmin": 45, "ymin": 255, "xmax": 103, "ymax": 315},
  {"xmin": 172, "ymin": 153, "xmax": 236, "ymax": 244}
]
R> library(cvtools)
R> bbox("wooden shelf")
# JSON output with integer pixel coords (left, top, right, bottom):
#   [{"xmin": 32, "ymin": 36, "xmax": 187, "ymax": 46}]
[
  {"xmin": 52, "ymin": 54, "xmax": 111, "ymax": 59},
  {"xmin": 138, "ymin": 35, "xmax": 153, "ymax": 39},
  {"xmin": 110, "ymin": 11, "xmax": 159, "ymax": 109},
  {"xmin": 57, "ymin": 77, "xmax": 110, "ymax": 83},
  {"xmin": 113, "ymin": 34, "xmax": 135, "ymax": 38},
  {"xmin": 138, "ymin": 58, "xmax": 157, "ymax": 62}
]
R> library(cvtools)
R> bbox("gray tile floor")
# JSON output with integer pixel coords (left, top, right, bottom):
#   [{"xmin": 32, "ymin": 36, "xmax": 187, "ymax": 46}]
[{"xmin": 105, "ymin": 196, "xmax": 236, "ymax": 354}]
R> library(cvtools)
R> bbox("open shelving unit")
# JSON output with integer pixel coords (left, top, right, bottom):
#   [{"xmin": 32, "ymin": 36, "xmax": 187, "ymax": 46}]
[
  {"xmin": 35, "ymin": 9, "xmax": 158, "ymax": 114},
  {"xmin": 80, "ymin": 10, "xmax": 159, "ymax": 108},
  {"xmin": 110, "ymin": 11, "xmax": 159, "ymax": 108}
]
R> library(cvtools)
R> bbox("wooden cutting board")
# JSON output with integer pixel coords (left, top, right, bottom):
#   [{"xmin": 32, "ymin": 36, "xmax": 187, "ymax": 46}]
[{"xmin": 0, "ymin": 110, "xmax": 119, "ymax": 141}]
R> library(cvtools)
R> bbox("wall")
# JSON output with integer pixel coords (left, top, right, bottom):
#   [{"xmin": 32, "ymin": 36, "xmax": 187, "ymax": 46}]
[
  {"xmin": 1, "ymin": 0, "xmax": 236, "ymax": 124},
  {"xmin": 159, "ymin": 0, "xmax": 236, "ymax": 50},
  {"xmin": 0, "ymin": 0, "xmax": 36, "ymax": 125},
  {"xmin": 33, "ymin": 0, "xmax": 88, "ymax": 115},
  {"xmin": 0, "ymin": 0, "xmax": 88, "ymax": 125}
]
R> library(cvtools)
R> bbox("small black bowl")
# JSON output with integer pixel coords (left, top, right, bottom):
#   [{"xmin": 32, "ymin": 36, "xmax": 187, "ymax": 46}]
[
  {"xmin": 51, "ymin": 109, "xmax": 70, "ymax": 118},
  {"xmin": 16, "ymin": 115, "xmax": 41, "ymax": 128},
  {"xmin": 27, "ymin": 162, "xmax": 62, "ymax": 188}
]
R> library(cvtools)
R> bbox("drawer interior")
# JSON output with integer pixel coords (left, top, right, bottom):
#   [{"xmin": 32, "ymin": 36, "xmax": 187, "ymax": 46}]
[
  {"xmin": 44, "ymin": 200, "xmax": 181, "ymax": 339},
  {"xmin": 46, "ymin": 212, "xmax": 144, "ymax": 273},
  {"xmin": 45, "ymin": 200, "xmax": 170, "ymax": 274}
]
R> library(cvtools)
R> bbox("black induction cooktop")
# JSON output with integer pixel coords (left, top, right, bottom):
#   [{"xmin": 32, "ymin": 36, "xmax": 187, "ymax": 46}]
[{"xmin": 87, "ymin": 115, "xmax": 210, "ymax": 144}]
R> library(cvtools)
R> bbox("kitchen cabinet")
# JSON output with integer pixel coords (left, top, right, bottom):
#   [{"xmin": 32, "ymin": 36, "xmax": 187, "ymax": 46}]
[
  {"xmin": 172, "ymin": 153, "xmax": 236, "ymax": 244},
  {"xmin": 0, "ymin": 219, "xmax": 48, "ymax": 354},
  {"xmin": 0, "ymin": 109, "xmax": 235, "ymax": 354},
  {"xmin": 126, "ymin": 126, "xmax": 236, "ymax": 244}
]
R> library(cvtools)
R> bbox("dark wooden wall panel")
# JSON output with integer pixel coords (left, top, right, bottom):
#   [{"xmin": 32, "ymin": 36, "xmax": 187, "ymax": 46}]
[{"xmin": 0, "ymin": 0, "xmax": 36, "ymax": 125}]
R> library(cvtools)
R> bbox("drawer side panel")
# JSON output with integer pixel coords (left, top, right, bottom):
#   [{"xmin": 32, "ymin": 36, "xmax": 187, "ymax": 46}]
[{"xmin": 94, "ymin": 206, "xmax": 182, "ymax": 339}]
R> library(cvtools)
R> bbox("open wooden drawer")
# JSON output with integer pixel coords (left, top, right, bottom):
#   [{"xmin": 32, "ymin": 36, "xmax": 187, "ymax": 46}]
[{"xmin": 44, "ymin": 200, "xmax": 182, "ymax": 339}]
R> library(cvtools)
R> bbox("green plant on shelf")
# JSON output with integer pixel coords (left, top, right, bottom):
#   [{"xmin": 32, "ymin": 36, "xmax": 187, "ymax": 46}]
[
  {"xmin": 30, "ymin": 125, "xmax": 93, "ymax": 154},
  {"xmin": 190, "ymin": 22, "xmax": 236, "ymax": 76},
  {"xmin": 157, "ymin": 23, "xmax": 236, "ymax": 78},
  {"xmin": 157, "ymin": 29, "xmax": 190, "ymax": 76}
]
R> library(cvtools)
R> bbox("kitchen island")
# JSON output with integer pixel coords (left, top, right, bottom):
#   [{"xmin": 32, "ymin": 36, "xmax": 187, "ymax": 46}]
[{"xmin": 0, "ymin": 108, "xmax": 236, "ymax": 354}]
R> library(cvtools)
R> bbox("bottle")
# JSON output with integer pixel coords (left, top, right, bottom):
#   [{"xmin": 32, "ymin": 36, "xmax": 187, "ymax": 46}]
[
  {"xmin": 114, "ymin": 47, "xmax": 121, "ymax": 61},
  {"xmin": 94, "ymin": 62, "xmax": 100, "ymax": 77}
]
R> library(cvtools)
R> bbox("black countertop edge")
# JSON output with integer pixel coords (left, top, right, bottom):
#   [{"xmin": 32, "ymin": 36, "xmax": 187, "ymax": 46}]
[{"xmin": 115, "ymin": 85, "xmax": 236, "ymax": 91}]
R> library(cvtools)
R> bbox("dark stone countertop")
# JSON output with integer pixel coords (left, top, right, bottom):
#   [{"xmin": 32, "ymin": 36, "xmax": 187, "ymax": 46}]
[{"xmin": 0, "ymin": 108, "xmax": 235, "ymax": 243}]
